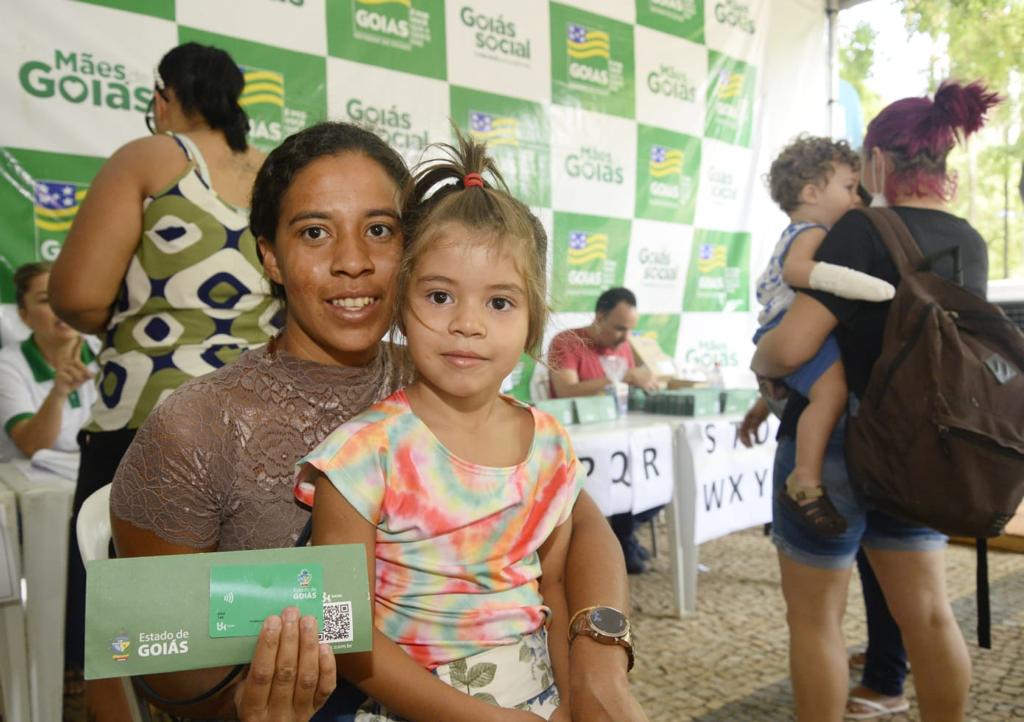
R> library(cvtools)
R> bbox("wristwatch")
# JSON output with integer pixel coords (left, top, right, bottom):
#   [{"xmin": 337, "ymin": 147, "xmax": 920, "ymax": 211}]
[{"xmin": 567, "ymin": 606, "xmax": 635, "ymax": 672}]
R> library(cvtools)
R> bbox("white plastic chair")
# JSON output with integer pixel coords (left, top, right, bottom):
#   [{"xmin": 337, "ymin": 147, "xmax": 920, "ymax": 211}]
[{"xmin": 76, "ymin": 483, "xmax": 151, "ymax": 722}]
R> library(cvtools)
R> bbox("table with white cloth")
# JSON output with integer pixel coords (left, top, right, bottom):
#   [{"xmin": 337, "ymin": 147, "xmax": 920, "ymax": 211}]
[
  {"xmin": 567, "ymin": 411, "xmax": 778, "ymax": 617},
  {"xmin": 0, "ymin": 461, "xmax": 76, "ymax": 722}
]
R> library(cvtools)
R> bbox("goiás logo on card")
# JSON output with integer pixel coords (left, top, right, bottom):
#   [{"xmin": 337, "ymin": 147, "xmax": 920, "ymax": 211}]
[
  {"xmin": 18, "ymin": 49, "xmax": 151, "ymax": 113},
  {"xmin": 34, "ymin": 180, "xmax": 87, "ymax": 261},
  {"xmin": 110, "ymin": 633, "xmax": 131, "ymax": 663},
  {"xmin": 297, "ymin": 568, "xmax": 313, "ymax": 588},
  {"xmin": 713, "ymin": 0, "xmax": 755, "ymax": 34},
  {"xmin": 469, "ymin": 110, "xmax": 518, "ymax": 147},
  {"xmin": 239, "ymin": 64, "xmax": 309, "ymax": 152},
  {"xmin": 109, "ymin": 629, "xmax": 191, "ymax": 661},
  {"xmin": 459, "ymin": 6, "xmax": 531, "ymax": 63},
  {"xmin": 345, "ymin": 97, "xmax": 430, "ymax": 153},
  {"xmin": 566, "ymin": 146, "xmax": 624, "ymax": 185},
  {"xmin": 352, "ymin": 0, "xmax": 433, "ymax": 52}
]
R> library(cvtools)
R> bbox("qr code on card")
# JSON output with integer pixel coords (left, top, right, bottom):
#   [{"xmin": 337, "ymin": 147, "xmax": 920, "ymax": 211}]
[{"xmin": 320, "ymin": 600, "xmax": 353, "ymax": 644}]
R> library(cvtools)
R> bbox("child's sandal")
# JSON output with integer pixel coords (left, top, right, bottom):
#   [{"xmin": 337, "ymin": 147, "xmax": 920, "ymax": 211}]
[{"xmin": 780, "ymin": 475, "xmax": 847, "ymax": 537}]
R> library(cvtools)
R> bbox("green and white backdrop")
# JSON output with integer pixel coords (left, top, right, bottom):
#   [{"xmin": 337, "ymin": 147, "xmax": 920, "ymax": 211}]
[{"xmin": 1, "ymin": 0, "xmax": 829, "ymax": 397}]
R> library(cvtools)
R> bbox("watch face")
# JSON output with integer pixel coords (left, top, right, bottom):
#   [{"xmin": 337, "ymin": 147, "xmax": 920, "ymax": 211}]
[{"xmin": 589, "ymin": 607, "xmax": 627, "ymax": 636}]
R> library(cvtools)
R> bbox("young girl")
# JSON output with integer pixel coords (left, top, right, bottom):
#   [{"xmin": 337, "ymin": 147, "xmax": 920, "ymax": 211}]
[{"xmin": 299, "ymin": 133, "xmax": 584, "ymax": 721}]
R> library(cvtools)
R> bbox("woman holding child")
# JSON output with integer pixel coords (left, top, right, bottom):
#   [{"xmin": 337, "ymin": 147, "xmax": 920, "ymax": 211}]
[
  {"xmin": 110, "ymin": 122, "xmax": 646, "ymax": 722},
  {"xmin": 753, "ymin": 81, "xmax": 998, "ymax": 721}
]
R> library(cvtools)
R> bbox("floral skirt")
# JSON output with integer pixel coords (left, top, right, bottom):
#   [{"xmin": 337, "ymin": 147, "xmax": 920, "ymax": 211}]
[{"xmin": 355, "ymin": 629, "xmax": 560, "ymax": 721}]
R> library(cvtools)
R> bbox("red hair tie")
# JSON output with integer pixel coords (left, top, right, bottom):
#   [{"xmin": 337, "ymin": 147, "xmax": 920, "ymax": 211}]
[{"xmin": 463, "ymin": 172, "xmax": 484, "ymax": 188}]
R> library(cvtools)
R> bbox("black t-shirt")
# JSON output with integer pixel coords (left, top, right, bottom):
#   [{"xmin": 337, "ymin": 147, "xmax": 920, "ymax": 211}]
[{"xmin": 778, "ymin": 207, "xmax": 988, "ymax": 438}]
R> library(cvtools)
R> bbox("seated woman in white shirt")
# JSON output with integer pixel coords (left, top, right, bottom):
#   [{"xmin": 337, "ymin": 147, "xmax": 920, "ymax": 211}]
[{"xmin": 0, "ymin": 262, "xmax": 98, "ymax": 459}]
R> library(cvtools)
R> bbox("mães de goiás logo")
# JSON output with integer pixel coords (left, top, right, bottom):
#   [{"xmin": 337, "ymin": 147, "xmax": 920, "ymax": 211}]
[
  {"xmin": 566, "ymin": 146, "xmax": 624, "ymax": 184},
  {"xmin": 713, "ymin": 0, "xmax": 755, "ymax": 34},
  {"xmin": 646, "ymin": 64, "xmax": 696, "ymax": 103},
  {"xmin": 460, "ymin": 6, "xmax": 531, "ymax": 61},
  {"xmin": 19, "ymin": 50, "xmax": 151, "ymax": 112}
]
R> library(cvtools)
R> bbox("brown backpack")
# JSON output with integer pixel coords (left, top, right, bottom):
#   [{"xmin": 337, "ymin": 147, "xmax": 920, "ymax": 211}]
[{"xmin": 845, "ymin": 207, "xmax": 1024, "ymax": 538}]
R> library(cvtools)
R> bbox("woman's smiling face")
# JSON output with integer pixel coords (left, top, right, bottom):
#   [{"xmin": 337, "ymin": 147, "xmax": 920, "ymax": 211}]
[{"xmin": 259, "ymin": 152, "xmax": 403, "ymax": 367}]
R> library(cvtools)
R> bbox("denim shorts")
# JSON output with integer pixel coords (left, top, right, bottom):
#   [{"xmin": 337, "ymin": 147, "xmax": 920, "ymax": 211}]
[
  {"xmin": 771, "ymin": 417, "xmax": 947, "ymax": 570},
  {"xmin": 753, "ymin": 313, "xmax": 840, "ymax": 398}
]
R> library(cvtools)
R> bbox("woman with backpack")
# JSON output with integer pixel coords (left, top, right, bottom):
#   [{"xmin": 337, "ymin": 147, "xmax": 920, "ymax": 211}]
[{"xmin": 751, "ymin": 80, "xmax": 1001, "ymax": 721}]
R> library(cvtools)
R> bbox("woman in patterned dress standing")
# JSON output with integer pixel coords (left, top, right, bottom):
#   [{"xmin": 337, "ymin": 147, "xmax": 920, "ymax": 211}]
[{"xmin": 49, "ymin": 42, "xmax": 274, "ymax": 720}]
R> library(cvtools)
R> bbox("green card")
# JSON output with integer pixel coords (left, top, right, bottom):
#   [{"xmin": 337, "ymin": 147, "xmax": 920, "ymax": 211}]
[
  {"xmin": 85, "ymin": 544, "xmax": 371, "ymax": 680},
  {"xmin": 209, "ymin": 563, "xmax": 324, "ymax": 638}
]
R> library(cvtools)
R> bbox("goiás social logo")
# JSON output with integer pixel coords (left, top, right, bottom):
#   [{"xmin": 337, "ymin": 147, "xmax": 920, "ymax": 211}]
[
  {"xmin": 469, "ymin": 111, "xmax": 518, "ymax": 147},
  {"xmin": 566, "ymin": 22, "xmax": 611, "ymax": 88},
  {"xmin": 566, "ymin": 146, "xmax": 624, "ymax": 185},
  {"xmin": 638, "ymin": 246, "xmax": 679, "ymax": 282},
  {"xmin": 460, "ymin": 6, "xmax": 531, "ymax": 61},
  {"xmin": 707, "ymin": 165, "xmax": 738, "ymax": 201},
  {"xmin": 18, "ymin": 49, "xmax": 151, "ymax": 113},
  {"xmin": 646, "ymin": 64, "xmax": 696, "ymax": 103},
  {"xmin": 346, "ymin": 97, "xmax": 428, "ymax": 152},
  {"xmin": 713, "ymin": 0, "xmax": 755, "ymax": 34},
  {"xmin": 353, "ymin": 0, "xmax": 433, "ymax": 52},
  {"xmin": 34, "ymin": 181, "xmax": 87, "ymax": 261},
  {"xmin": 239, "ymin": 64, "xmax": 309, "ymax": 150}
]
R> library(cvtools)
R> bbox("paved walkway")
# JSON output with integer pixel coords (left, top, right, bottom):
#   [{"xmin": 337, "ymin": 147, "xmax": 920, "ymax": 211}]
[{"xmin": 628, "ymin": 524, "xmax": 1024, "ymax": 721}]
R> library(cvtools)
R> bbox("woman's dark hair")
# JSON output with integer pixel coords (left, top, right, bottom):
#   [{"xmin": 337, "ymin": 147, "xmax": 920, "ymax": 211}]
[
  {"xmin": 14, "ymin": 261, "xmax": 52, "ymax": 309},
  {"xmin": 158, "ymin": 42, "xmax": 250, "ymax": 153},
  {"xmin": 863, "ymin": 80, "xmax": 1002, "ymax": 203},
  {"xmin": 249, "ymin": 122, "xmax": 412, "ymax": 301}
]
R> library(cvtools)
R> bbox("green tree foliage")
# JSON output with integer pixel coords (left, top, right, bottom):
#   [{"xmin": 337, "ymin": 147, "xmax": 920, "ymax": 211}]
[
  {"xmin": 839, "ymin": 22, "xmax": 884, "ymax": 123},
  {"xmin": 900, "ymin": 0, "xmax": 1024, "ymax": 279}
]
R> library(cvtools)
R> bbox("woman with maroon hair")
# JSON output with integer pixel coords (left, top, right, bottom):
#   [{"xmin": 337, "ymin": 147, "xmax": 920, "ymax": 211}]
[{"xmin": 752, "ymin": 80, "xmax": 1001, "ymax": 721}]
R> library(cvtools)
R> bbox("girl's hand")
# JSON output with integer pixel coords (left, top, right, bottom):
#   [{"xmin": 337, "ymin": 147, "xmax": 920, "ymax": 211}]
[{"xmin": 234, "ymin": 607, "xmax": 336, "ymax": 722}]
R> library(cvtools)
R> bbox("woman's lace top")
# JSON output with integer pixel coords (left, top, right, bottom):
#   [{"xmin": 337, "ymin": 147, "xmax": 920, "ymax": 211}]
[{"xmin": 110, "ymin": 343, "xmax": 399, "ymax": 551}]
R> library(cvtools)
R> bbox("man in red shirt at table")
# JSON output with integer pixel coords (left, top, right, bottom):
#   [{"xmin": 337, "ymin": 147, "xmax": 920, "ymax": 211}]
[{"xmin": 548, "ymin": 287, "xmax": 661, "ymax": 574}]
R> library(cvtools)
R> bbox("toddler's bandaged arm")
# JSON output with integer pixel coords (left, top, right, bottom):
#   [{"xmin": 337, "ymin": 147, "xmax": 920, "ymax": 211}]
[{"xmin": 808, "ymin": 262, "xmax": 895, "ymax": 302}]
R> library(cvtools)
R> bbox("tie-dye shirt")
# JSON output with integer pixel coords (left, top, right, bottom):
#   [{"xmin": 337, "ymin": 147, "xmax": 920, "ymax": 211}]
[{"xmin": 298, "ymin": 389, "xmax": 585, "ymax": 669}]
